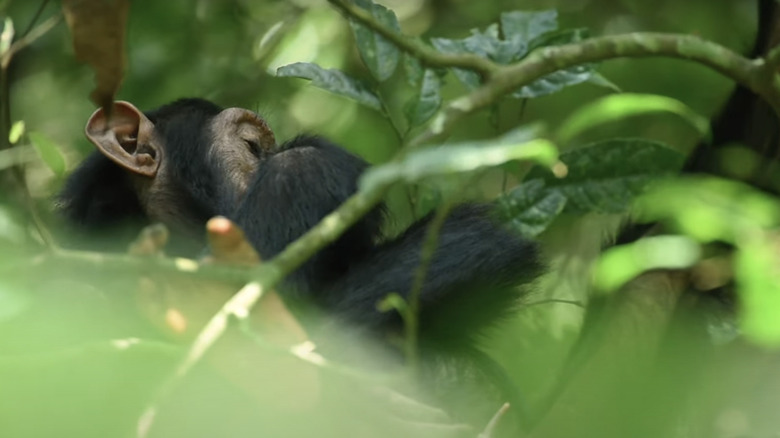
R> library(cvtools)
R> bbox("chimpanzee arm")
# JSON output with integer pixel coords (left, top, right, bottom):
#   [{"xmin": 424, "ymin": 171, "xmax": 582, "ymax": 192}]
[
  {"xmin": 231, "ymin": 135, "xmax": 385, "ymax": 293},
  {"xmin": 320, "ymin": 204, "xmax": 543, "ymax": 340}
]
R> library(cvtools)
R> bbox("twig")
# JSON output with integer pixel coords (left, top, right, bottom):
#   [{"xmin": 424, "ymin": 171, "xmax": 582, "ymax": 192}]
[
  {"xmin": 20, "ymin": 0, "xmax": 53, "ymax": 38},
  {"xmin": 404, "ymin": 201, "xmax": 455, "ymax": 367},
  {"xmin": 138, "ymin": 282, "xmax": 267, "ymax": 438},
  {"xmin": 478, "ymin": 403, "xmax": 511, "ymax": 438}
]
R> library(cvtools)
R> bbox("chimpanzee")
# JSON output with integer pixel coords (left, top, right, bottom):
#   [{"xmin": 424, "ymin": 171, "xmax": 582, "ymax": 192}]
[{"xmin": 58, "ymin": 98, "xmax": 543, "ymax": 343}]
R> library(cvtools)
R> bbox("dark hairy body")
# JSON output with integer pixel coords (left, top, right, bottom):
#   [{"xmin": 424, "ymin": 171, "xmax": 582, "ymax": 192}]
[{"xmin": 59, "ymin": 98, "xmax": 543, "ymax": 343}]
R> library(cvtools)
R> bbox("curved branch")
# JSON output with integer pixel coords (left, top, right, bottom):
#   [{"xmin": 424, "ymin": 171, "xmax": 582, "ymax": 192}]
[{"xmin": 427, "ymin": 32, "xmax": 778, "ymax": 144}]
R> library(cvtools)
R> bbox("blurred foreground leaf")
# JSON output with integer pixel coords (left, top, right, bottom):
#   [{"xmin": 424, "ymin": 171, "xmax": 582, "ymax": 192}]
[
  {"xmin": 593, "ymin": 235, "xmax": 700, "ymax": 293},
  {"xmin": 360, "ymin": 126, "xmax": 557, "ymax": 190},
  {"xmin": 558, "ymin": 93, "xmax": 711, "ymax": 143}
]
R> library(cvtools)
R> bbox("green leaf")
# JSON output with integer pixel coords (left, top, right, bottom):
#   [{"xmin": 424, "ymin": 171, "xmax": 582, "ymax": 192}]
[
  {"xmin": 429, "ymin": 38, "xmax": 481, "ymax": 90},
  {"xmin": 361, "ymin": 127, "xmax": 557, "ymax": 191},
  {"xmin": 350, "ymin": 0, "xmax": 400, "ymax": 82},
  {"xmin": 28, "ymin": 131, "xmax": 67, "ymax": 176},
  {"xmin": 276, "ymin": 62, "xmax": 382, "ymax": 111},
  {"xmin": 636, "ymin": 177, "xmax": 780, "ymax": 243},
  {"xmin": 500, "ymin": 10, "xmax": 558, "ymax": 43},
  {"xmin": 557, "ymin": 93, "xmax": 711, "ymax": 143},
  {"xmin": 403, "ymin": 69, "xmax": 442, "ymax": 127},
  {"xmin": 586, "ymin": 72, "xmax": 622, "ymax": 93},
  {"xmin": 8, "ymin": 120, "xmax": 24, "ymax": 144},
  {"xmin": 527, "ymin": 138, "xmax": 685, "ymax": 214},
  {"xmin": 593, "ymin": 235, "xmax": 700, "ymax": 293},
  {"xmin": 403, "ymin": 54, "xmax": 424, "ymax": 87},
  {"xmin": 496, "ymin": 179, "xmax": 567, "ymax": 237},
  {"xmin": 736, "ymin": 237, "xmax": 780, "ymax": 347}
]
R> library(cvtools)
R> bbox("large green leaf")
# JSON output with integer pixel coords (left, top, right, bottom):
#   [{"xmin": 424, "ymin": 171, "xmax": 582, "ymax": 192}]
[
  {"xmin": 276, "ymin": 62, "xmax": 382, "ymax": 111},
  {"xmin": 527, "ymin": 139, "xmax": 685, "ymax": 214},
  {"xmin": 349, "ymin": 0, "xmax": 400, "ymax": 82},
  {"xmin": 403, "ymin": 69, "xmax": 442, "ymax": 127},
  {"xmin": 496, "ymin": 179, "xmax": 567, "ymax": 237}
]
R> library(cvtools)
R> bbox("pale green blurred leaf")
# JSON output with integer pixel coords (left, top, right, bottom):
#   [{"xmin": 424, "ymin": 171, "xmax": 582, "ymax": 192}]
[
  {"xmin": 0, "ymin": 283, "xmax": 30, "ymax": 322},
  {"xmin": 350, "ymin": 0, "xmax": 400, "ymax": 82},
  {"xmin": 586, "ymin": 72, "xmax": 622, "ymax": 93},
  {"xmin": 736, "ymin": 236, "xmax": 780, "ymax": 347},
  {"xmin": 636, "ymin": 177, "xmax": 780, "ymax": 243},
  {"xmin": 8, "ymin": 120, "xmax": 24, "ymax": 144},
  {"xmin": 360, "ymin": 128, "xmax": 557, "ymax": 191},
  {"xmin": 277, "ymin": 62, "xmax": 382, "ymax": 111},
  {"xmin": 558, "ymin": 93, "xmax": 711, "ymax": 143},
  {"xmin": 593, "ymin": 235, "xmax": 700, "ymax": 293},
  {"xmin": 527, "ymin": 138, "xmax": 685, "ymax": 213},
  {"xmin": 28, "ymin": 131, "xmax": 67, "ymax": 176}
]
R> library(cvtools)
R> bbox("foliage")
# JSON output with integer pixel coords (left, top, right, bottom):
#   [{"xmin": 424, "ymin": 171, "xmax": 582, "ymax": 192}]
[{"xmin": 1, "ymin": 0, "xmax": 779, "ymax": 437}]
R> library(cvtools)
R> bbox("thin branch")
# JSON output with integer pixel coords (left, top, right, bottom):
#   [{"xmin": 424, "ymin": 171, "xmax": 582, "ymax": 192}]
[
  {"xmin": 138, "ymin": 282, "xmax": 267, "ymax": 438},
  {"xmin": 0, "ymin": 14, "xmax": 61, "ymax": 69},
  {"xmin": 327, "ymin": 0, "xmax": 498, "ymax": 77},
  {"xmin": 20, "ymin": 0, "xmax": 53, "ymax": 38},
  {"xmin": 404, "ymin": 201, "xmax": 455, "ymax": 367},
  {"xmin": 478, "ymin": 403, "xmax": 511, "ymax": 438}
]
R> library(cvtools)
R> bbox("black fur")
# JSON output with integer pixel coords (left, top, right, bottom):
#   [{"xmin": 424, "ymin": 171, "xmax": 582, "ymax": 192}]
[{"xmin": 59, "ymin": 98, "xmax": 543, "ymax": 341}]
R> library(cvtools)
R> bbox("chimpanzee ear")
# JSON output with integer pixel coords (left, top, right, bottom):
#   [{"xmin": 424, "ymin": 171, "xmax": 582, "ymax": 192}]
[{"xmin": 85, "ymin": 101, "xmax": 160, "ymax": 177}]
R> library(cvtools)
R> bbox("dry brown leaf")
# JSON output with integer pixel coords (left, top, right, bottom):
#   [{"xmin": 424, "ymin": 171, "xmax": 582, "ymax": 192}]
[{"xmin": 62, "ymin": 0, "xmax": 129, "ymax": 113}]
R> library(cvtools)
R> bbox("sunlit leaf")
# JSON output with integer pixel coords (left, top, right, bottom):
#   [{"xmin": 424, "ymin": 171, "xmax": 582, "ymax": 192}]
[
  {"xmin": 527, "ymin": 138, "xmax": 685, "ymax": 213},
  {"xmin": 277, "ymin": 62, "xmax": 382, "ymax": 111},
  {"xmin": 736, "ymin": 235, "xmax": 780, "ymax": 347},
  {"xmin": 28, "ymin": 131, "xmax": 67, "ymax": 176},
  {"xmin": 8, "ymin": 120, "xmax": 24, "ymax": 144},
  {"xmin": 403, "ymin": 69, "xmax": 442, "ymax": 127},
  {"xmin": 350, "ymin": 0, "xmax": 400, "ymax": 82},
  {"xmin": 558, "ymin": 93, "xmax": 711, "ymax": 143},
  {"xmin": 636, "ymin": 177, "xmax": 780, "ymax": 243},
  {"xmin": 360, "ymin": 129, "xmax": 557, "ymax": 191},
  {"xmin": 593, "ymin": 235, "xmax": 700, "ymax": 293},
  {"xmin": 496, "ymin": 179, "xmax": 567, "ymax": 237}
]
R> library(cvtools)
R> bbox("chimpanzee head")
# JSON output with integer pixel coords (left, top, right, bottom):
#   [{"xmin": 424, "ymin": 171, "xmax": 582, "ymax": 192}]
[{"xmin": 81, "ymin": 98, "xmax": 277, "ymax": 232}]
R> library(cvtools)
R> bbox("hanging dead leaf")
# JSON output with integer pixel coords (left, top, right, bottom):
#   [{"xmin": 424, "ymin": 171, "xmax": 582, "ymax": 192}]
[{"xmin": 62, "ymin": 0, "xmax": 129, "ymax": 114}]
